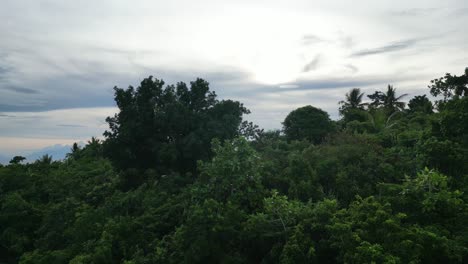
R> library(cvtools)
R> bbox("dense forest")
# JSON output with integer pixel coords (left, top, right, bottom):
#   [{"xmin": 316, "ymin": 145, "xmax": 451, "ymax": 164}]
[{"xmin": 1, "ymin": 69, "xmax": 467, "ymax": 263}]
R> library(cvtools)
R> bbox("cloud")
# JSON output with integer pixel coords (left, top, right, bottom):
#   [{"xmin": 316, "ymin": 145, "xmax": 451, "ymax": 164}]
[
  {"xmin": 57, "ymin": 124, "xmax": 87, "ymax": 128},
  {"xmin": 0, "ymin": 33, "xmax": 259, "ymax": 113},
  {"xmin": 302, "ymin": 55, "xmax": 321, "ymax": 72},
  {"xmin": 345, "ymin": 64, "xmax": 359, "ymax": 74},
  {"xmin": 391, "ymin": 8, "xmax": 439, "ymax": 16},
  {"xmin": 302, "ymin": 33, "xmax": 354, "ymax": 49},
  {"xmin": 286, "ymin": 77, "xmax": 382, "ymax": 91},
  {"xmin": 393, "ymin": 7, "xmax": 468, "ymax": 19},
  {"xmin": 279, "ymin": 84, "xmax": 299, "ymax": 89},
  {"xmin": 351, "ymin": 39, "xmax": 419, "ymax": 57},
  {"xmin": 0, "ymin": 65, "xmax": 12, "ymax": 81},
  {"xmin": 0, "ymin": 0, "xmax": 467, "ymax": 154},
  {"xmin": 253, "ymin": 72, "xmax": 431, "ymax": 95},
  {"xmin": 0, "ymin": 66, "xmax": 9, "ymax": 75},
  {"xmin": 0, "ymin": 72, "xmax": 118, "ymax": 112},
  {"xmin": 0, "ymin": 52, "xmax": 258, "ymax": 112},
  {"xmin": 301, "ymin": 34, "xmax": 324, "ymax": 45},
  {"xmin": 1, "ymin": 86, "xmax": 39, "ymax": 94},
  {"xmin": 0, "ymin": 107, "xmax": 116, "ymax": 140},
  {"xmin": 195, "ymin": 70, "xmax": 252, "ymax": 86},
  {"xmin": 337, "ymin": 32, "xmax": 355, "ymax": 49},
  {"xmin": 451, "ymin": 7, "xmax": 468, "ymax": 17}
]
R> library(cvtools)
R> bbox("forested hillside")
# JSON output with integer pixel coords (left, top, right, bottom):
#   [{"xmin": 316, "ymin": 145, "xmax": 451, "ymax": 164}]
[{"xmin": 1, "ymin": 70, "xmax": 468, "ymax": 263}]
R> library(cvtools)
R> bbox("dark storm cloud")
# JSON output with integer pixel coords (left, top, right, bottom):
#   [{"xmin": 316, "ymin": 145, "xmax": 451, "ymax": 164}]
[{"xmin": 351, "ymin": 39, "xmax": 419, "ymax": 57}]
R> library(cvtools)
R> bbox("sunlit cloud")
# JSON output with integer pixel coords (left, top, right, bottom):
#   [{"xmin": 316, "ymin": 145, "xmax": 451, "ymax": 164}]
[{"xmin": 0, "ymin": 0, "xmax": 467, "ymax": 153}]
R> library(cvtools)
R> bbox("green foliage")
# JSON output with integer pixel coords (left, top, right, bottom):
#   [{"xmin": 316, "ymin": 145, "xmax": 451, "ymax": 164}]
[
  {"xmin": 437, "ymin": 96, "xmax": 468, "ymax": 145},
  {"xmin": 367, "ymin": 85, "xmax": 407, "ymax": 113},
  {"xmin": 195, "ymin": 137, "xmax": 265, "ymax": 209},
  {"xmin": 103, "ymin": 76, "xmax": 250, "ymax": 175},
  {"xmin": 339, "ymin": 88, "xmax": 367, "ymax": 116},
  {"xmin": 283, "ymin": 105, "xmax": 334, "ymax": 144},
  {"xmin": 1, "ymin": 72, "xmax": 468, "ymax": 263},
  {"xmin": 408, "ymin": 95, "xmax": 433, "ymax": 114},
  {"xmin": 429, "ymin": 68, "xmax": 468, "ymax": 101},
  {"xmin": 9, "ymin": 156, "xmax": 26, "ymax": 164}
]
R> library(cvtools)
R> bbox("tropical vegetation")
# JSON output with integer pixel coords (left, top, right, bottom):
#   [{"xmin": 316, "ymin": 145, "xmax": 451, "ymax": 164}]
[{"xmin": 1, "ymin": 69, "xmax": 468, "ymax": 263}]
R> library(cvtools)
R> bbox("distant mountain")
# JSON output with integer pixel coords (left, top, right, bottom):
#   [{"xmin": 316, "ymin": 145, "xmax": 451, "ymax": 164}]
[
  {"xmin": 25, "ymin": 144, "xmax": 76, "ymax": 162},
  {"xmin": 0, "ymin": 142, "xmax": 87, "ymax": 165}
]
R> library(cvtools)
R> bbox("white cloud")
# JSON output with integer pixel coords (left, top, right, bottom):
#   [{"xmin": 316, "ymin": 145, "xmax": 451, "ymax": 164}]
[{"xmin": 0, "ymin": 0, "xmax": 467, "ymax": 152}]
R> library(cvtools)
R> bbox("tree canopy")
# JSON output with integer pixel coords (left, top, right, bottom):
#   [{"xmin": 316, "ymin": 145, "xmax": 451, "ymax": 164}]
[
  {"xmin": 429, "ymin": 68, "xmax": 468, "ymax": 101},
  {"xmin": 283, "ymin": 105, "xmax": 334, "ymax": 144},
  {"xmin": 1, "ymin": 69, "xmax": 468, "ymax": 263},
  {"xmin": 367, "ymin": 85, "xmax": 407, "ymax": 113},
  {"xmin": 103, "ymin": 76, "xmax": 251, "ymax": 175},
  {"xmin": 339, "ymin": 87, "xmax": 366, "ymax": 114}
]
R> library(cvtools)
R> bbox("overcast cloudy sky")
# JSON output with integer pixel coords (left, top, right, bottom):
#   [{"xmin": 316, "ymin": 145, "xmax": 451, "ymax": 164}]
[{"xmin": 1, "ymin": 0, "xmax": 467, "ymax": 157}]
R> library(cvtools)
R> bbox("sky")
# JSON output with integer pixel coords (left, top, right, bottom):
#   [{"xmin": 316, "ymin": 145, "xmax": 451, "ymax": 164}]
[{"xmin": 1, "ymin": 0, "xmax": 467, "ymax": 158}]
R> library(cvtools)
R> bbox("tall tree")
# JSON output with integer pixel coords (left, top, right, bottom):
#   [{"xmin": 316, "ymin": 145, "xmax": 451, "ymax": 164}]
[
  {"xmin": 429, "ymin": 68, "xmax": 468, "ymax": 101},
  {"xmin": 283, "ymin": 105, "xmax": 334, "ymax": 144},
  {"xmin": 368, "ymin": 85, "xmax": 407, "ymax": 113},
  {"xmin": 339, "ymin": 88, "xmax": 366, "ymax": 115},
  {"xmin": 339, "ymin": 88, "xmax": 369, "ymax": 125},
  {"xmin": 408, "ymin": 95, "xmax": 433, "ymax": 114},
  {"xmin": 103, "ymin": 76, "xmax": 251, "ymax": 175}
]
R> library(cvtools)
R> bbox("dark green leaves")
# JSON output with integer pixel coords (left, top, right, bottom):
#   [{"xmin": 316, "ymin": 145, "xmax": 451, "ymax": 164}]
[{"xmin": 283, "ymin": 105, "xmax": 334, "ymax": 144}]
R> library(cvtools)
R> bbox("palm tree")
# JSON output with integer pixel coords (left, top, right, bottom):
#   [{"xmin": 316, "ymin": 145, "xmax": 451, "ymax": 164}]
[
  {"xmin": 367, "ymin": 109, "xmax": 402, "ymax": 132},
  {"xmin": 37, "ymin": 154, "xmax": 52, "ymax": 165},
  {"xmin": 382, "ymin": 85, "xmax": 408, "ymax": 112},
  {"xmin": 85, "ymin": 137, "xmax": 103, "ymax": 157},
  {"xmin": 367, "ymin": 85, "xmax": 408, "ymax": 113},
  {"xmin": 339, "ymin": 88, "xmax": 367, "ymax": 115}
]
